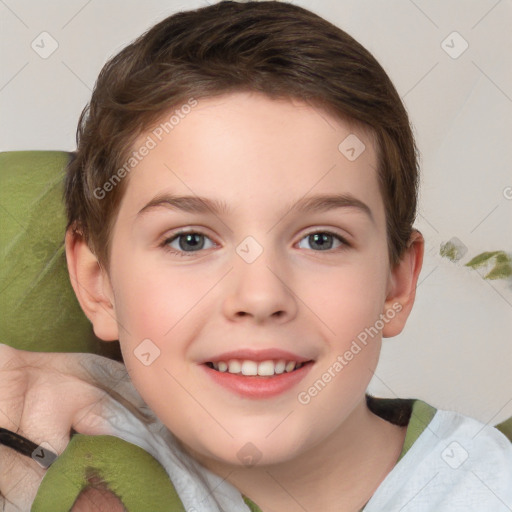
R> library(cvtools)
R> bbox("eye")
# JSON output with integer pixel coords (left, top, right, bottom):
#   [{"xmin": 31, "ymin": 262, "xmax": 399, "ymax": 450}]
[
  {"xmin": 163, "ymin": 231, "xmax": 216, "ymax": 256},
  {"xmin": 297, "ymin": 231, "xmax": 349, "ymax": 252},
  {"xmin": 162, "ymin": 229, "xmax": 349, "ymax": 257}
]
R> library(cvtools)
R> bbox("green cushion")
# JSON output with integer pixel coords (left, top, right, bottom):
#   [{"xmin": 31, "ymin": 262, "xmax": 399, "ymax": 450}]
[
  {"xmin": 496, "ymin": 417, "xmax": 512, "ymax": 441},
  {"xmin": 0, "ymin": 151, "xmax": 119, "ymax": 358},
  {"xmin": 31, "ymin": 434, "xmax": 185, "ymax": 512}
]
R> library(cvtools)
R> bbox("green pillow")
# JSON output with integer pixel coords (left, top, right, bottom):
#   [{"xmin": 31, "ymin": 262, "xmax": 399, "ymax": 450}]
[
  {"xmin": 0, "ymin": 151, "xmax": 119, "ymax": 358},
  {"xmin": 32, "ymin": 434, "xmax": 185, "ymax": 512}
]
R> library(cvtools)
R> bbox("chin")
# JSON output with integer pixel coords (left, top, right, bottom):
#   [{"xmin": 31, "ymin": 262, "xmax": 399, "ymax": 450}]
[{"xmin": 214, "ymin": 433, "xmax": 308, "ymax": 469}]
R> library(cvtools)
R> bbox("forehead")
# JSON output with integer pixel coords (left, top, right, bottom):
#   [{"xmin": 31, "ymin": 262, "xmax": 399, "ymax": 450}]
[{"xmin": 118, "ymin": 92, "xmax": 383, "ymax": 224}]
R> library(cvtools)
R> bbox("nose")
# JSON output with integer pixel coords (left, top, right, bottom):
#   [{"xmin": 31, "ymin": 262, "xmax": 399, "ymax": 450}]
[{"xmin": 222, "ymin": 247, "xmax": 298, "ymax": 324}]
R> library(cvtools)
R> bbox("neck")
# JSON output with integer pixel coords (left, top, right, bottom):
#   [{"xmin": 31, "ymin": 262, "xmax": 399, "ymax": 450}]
[{"xmin": 193, "ymin": 398, "xmax": 407, "ymax": 512}]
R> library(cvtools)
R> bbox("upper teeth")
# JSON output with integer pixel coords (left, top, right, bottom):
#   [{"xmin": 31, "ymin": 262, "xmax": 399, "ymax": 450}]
[{"xmin": 210, "ymin": 359, "xmax": 303, "ymax": 376}]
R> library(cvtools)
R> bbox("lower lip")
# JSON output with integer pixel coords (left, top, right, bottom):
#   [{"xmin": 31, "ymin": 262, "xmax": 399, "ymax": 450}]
[{"xmin": 200, "ymin": 362, "xmax": 314, "ymax": 399}]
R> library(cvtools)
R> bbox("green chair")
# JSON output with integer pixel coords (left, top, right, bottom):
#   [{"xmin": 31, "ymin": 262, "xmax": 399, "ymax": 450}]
[
  {"xmin": 0, "ymin": 151, "xmax": 120, "ymax": 358},
  {"xmin": 0, "ymin": 151, "xmax": 183, "ymax": 511}
]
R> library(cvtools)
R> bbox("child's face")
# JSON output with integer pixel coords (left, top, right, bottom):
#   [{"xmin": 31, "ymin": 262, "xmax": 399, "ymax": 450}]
[{"xmin": 104, "ymin": 91, "xmax": 399, "ymax": 466}]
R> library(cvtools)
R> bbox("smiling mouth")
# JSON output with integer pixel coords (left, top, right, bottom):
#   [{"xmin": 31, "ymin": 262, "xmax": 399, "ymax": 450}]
[{"xmin": 204, "ymin": 359, "xmax": 313, "ymax": 377}]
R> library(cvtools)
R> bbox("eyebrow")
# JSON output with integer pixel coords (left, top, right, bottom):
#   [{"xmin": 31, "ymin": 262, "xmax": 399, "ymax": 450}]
[{"xmin": 138, "ymin": 193, "xmax": 374, "ymax": 223}]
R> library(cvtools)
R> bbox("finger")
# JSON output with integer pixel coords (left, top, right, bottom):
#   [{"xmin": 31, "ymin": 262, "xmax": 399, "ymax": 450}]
[
  {"xmin": 0, "ymin": 447, "xmax": 46, "ymax": 512},
  {"xmin": 70, "ymin": 386, "xmax": 158, "ymax": 440},
  {"xmin": 2, "ymin": 347, "xmax": 151, "ymax": 432},
  {"xmin": 29, "ymin": 350, "xmax": 148, "ymax": 413},
  {"xmin": 73, "ymin": 353, "xmax": 148, "ymax": 409},
  {"xmin": 0, "ymin": 344, "xmax": 128, "ymax": 396},
  {"xmin": 51, "ymin": 353, "xmax": 157, "ymax": 431}
]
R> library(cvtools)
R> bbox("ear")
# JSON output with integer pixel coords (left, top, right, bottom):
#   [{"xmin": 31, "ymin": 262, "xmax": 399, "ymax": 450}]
[
  {"xmin": 65, "ymin": 228, "xmax": 119, "ymax": 341},
  {"xmin": 382, "ymin": 230, "xmax": 424, "ymax": 338}
]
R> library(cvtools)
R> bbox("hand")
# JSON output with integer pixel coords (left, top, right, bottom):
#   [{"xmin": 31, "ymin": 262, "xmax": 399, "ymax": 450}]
[{"xmin": 0, "ymin": 343, "xmax": 150, "ymax": 511}]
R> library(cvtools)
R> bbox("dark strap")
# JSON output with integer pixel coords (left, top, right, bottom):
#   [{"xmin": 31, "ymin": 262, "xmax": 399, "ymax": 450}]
[{"xmin": 0, "ymin": 427, "xmax": 58, "ymax": 468}]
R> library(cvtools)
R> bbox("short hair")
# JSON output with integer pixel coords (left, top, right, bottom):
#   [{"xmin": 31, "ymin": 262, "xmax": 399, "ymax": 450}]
[{"xmin": 65, "ymin": 0, "xmax": 419, "ymax": 267}]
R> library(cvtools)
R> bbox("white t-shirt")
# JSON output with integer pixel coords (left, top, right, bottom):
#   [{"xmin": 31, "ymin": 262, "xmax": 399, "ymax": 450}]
[
  {"xmin": 101, "ymin": 398, "xmax": 512, "ymax": 511},
  {"xmin": 363, "ymin": 408, "xmax": 512, "ymax": 511}
]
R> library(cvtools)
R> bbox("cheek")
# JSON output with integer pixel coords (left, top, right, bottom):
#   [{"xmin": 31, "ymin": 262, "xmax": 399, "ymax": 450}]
[
  {"xmin": 109, "ymin": 260, "xmax": 212, "ymax": 399},
  {"xmin": 304, "ymin": 254, "xmax": 389, "ymax": 341},
  {"xmin": 111, "ymin": 262, "xmax": 206, "ymax": 342}
]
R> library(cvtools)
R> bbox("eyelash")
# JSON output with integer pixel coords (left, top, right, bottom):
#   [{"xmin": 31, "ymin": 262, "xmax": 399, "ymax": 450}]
[{"xmin": 161, "ymin": 229, "xmax": 351, "ymax": 258}]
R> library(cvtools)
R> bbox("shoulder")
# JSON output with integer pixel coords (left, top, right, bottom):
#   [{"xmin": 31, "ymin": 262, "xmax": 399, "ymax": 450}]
[
  {"xmin": 431, "ymin": 407, "xmax": 512, "ymax": 466},
  {"xmin": 410, "ymin": 406, "xmax": 512, "ymax": 506},
  {"xmin": 425, "ymin": 408, "xmax": 512, "ymax": 506},
  {"xmin": 402, "ymin": 397, "xmax": 512, "ymax": 465},
  {"xmin": 365, "ymin": 401, "xmax": 512, "ymax": 511}
]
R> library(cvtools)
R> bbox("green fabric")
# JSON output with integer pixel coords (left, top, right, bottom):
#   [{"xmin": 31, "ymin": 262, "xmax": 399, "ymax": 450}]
[
  {"xmin": 31, "ymin": 434, "xmax": 186, "ymax": 512},
  {"xmin": 397, "ymin": 399, "xmax": 437, "ymax": 462},
  {"xmin": 0, "ymin": 151, "xmax": 119, "ymax": 357},
  {"xmin": 243, "ymin": 495, "xmax": 264, "ymax": 511},
  {"xmin": 496, "ymin": 416, "xmax": 512, "ymax": 441}
]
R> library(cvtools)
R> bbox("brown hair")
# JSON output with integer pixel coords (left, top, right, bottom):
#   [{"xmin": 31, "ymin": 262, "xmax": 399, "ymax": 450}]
[{"xmin": 65, "ymin": 0, "xmax": 419, "ymax": 266}]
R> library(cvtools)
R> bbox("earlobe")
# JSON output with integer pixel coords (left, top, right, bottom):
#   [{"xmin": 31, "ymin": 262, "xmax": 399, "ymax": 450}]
[
  {"xmin": 65, "ymin": 228, "xmax": 119, "ymax": 341},
  {"xmin": 382, "ymin": 230, "xmax": 424, "ymax": 338}
]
